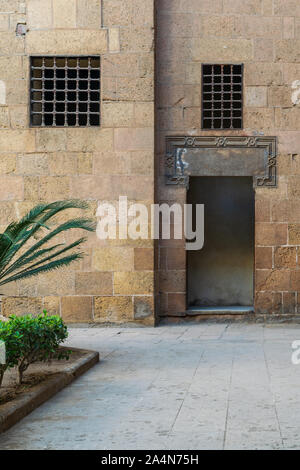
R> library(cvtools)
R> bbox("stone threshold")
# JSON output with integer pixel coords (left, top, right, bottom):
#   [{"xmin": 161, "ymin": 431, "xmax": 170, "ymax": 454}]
[{"xmin": 186, "ymin": 306, "xmax": 254, "ymax": 315}]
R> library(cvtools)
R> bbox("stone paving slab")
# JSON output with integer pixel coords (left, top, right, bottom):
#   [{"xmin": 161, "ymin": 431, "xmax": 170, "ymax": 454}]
[{"xmin": 0, "ymin": 323, "xmax": 300, "ymax": 450}]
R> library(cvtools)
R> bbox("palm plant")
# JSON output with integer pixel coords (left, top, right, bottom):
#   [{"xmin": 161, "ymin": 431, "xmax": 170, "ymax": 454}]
[{"xmin": 0, "ymin": 200, "xmax": 96, "ymax": 289}]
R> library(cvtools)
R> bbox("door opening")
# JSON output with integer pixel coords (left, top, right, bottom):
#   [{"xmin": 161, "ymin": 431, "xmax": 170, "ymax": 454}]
[{"xmin": 187, "ymin": 176, "xmax": 254, "ymax": 311}]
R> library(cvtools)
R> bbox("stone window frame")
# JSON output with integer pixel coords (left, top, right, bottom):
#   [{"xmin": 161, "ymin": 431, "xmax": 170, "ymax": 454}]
[
  {"xmin": 201, "ymin": 63, "xmax": 244, "ymax": 131},
  {"xmin": 29, "ymin": 55, "xmax": 101, "ymax": 128}
]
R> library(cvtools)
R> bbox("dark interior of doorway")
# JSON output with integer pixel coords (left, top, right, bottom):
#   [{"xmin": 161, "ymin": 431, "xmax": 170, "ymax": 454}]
[{"xmin": 187, "ymin": 176, "xmax": 254, "ymax": 311}]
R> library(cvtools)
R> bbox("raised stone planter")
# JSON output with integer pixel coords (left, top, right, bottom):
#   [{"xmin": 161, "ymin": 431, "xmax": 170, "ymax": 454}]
[{"xmin": 0, "ymin": 347, "xmax": 99, "ymax": 434}]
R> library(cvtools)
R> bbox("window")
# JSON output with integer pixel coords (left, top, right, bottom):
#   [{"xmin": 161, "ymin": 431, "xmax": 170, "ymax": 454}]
[
  {"xmin": 30, "ymin": 56, "xmax": 101, "ymax": 127},
  {"xmin": 202, "ymin": 64, "xmax": 243, "ymax": 130}
]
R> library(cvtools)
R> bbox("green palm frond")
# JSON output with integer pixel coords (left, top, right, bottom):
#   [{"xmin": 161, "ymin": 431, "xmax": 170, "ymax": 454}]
[
  {"xmin": 0, "ymin": 254, "xmax": 84, "ymax": 287},
  {"xmin": 0, "ymin": 200, "xmax": 90, "ymax": 272},
  {"xmin": 0, "ymin": 200, "xmax": 96, "ymax": 289}
]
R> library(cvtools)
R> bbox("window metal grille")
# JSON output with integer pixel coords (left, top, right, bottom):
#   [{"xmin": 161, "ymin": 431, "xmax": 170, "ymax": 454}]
[
  {"xmin": 30, "ymin": 56, "xmax": 101, "ymax": 127},
  {"xmin": 202, "ymin": 64, "xmax": 243, "ymax": 130}
]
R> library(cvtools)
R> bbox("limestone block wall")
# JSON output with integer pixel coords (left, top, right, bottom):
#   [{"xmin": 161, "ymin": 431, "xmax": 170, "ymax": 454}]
[
  {"xmin": 0, "ymin": 0, "xmax": 155, "ymax": 325},
  {"xmin": 156, "ymin": 0, "xmax": 300, "ymax": 318}
]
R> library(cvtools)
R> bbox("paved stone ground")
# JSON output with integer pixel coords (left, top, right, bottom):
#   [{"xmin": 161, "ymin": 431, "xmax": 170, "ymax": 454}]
[{"xmin": 1, "ymin": 323, "xmax": 300, "ymax": 450}]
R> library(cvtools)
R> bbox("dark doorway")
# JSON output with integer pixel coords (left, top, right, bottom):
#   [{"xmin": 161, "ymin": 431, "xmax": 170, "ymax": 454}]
[{"xmin": 187, "ymin": 177, "xmax": 254, "ymax": 309}]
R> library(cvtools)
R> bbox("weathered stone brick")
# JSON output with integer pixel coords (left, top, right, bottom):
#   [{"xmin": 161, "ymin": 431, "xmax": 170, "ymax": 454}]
[
  {"xmin": 283, "ymin": 292, "xmax": 296, "ymax": 314},
  {"xmin": 39, "ymin": 176, "xmax": 70, "ymax": 201},
  {"xmin": 291, "ymin": 271, "xmax": 300, "ymax": 290},
  {"xmin": 168, "ymin": 293, "xmax": 186, "ymax": 313},
  {"xmin": 67, "ymin": 128, "xmax": 113, "ymax": 152},
  {"xmin": 244, "ymin": 63, "xmax": 282, "ymax": 86},
  {"xmin": 0, "ymin": 57, "xmax": 23, "ymax": 80},
  {"xmin": 102, "ymin": 102, "xmax": 134, "ymax": 128},
  {"xmin": 262, "ymin": 0, "xmax": 273, "ymax": 15},
  {"xmin": 202, "ymin": 16, "xmax": 236, "ymax": 37},
  {"xmin": 108, "ymin": 28, "xmax": 120, "ymax": 53},
  {"xmin": 159, "ymin": 270, "xmax": 185, "ymax": 293},
  {"xmin": 23, "ymin": 176, "xmax": 39, "ymax": 201},
  {"xmin": 27, "ymin": 0, "xmax": 52, "ymax": 29},
  {"xmin": 61, "ymin": 296, "xmax": 93, "ymax": 323},
  {"xmin": 223, "ymin": 0, "xmax": 261, "ymax": 14},
  {"xmin": 275, "ymin": 108, "xmax": 300, "ymax": 130},
  {"xmin": 283, "ymin": 17, "xmax": 295, "ymax": 39},
  {"xmin": 271, "ymin": 199, "xmax": 288, "ymax": 222},
  {"xmin": 93, "ymin": 151, "xmax": 130, "ymax": 175},
  {"xmin": 255, "ymin": 247, "xmax": 272, "ymax": 269},
  {"xmin": 275, "ymin": 40, "xmax": 300, "ymax": 62},
  {"xmin": 0, "ymin": 13, "xmax": 8, "ymax": 30},
  {"xmin": 2, "ymin": 296, "xmax": 42, "ymax": 317},
  {"xmin": 278, "ymin": 132, "xmax": 300, "ymax": 155},
  {"xmin": 94, "ymin": 296, "xmax": 133, "ymax": 323},
  {"xmin": 0, "ymin": 176, "xmax": 23, "ymax": 200},
  {"xmin": 185, "ymin": 0, "xmax": 223, "ymax": 13},
  {"xmin": 0, "ymin": 201, "xmax": 15, "ymax": 225},
  {"xmin": 48, "ymin": 153, "xmax": 78, "ymax": 175},
  {"xmin": 255, "ymin": 291, "xmax": 282, "ymax": 315},
  {"xmin": 0, "ymin": 32, "xmax": 23, "ymax": 55},
  {"xmin": 133, "ymin": 296, "xmax": 154, "ymax": 324},
  {"xmin": 36, "ymin": 129, "xmax": 67, "ymax": 152},
  {"xmin": 0, "ymin": 106, "xmax": 9, "ymax": 128},
  {"xmin": 288, "ymin": 176, "xmax": 300, "ymax": 198},
  {"xmin": 16, "ymin": 153, "xmax": 48, "ymax": 176},
  {"xmin": 75, "ymin": 272, "xmax": 113, "ymax": 295},
  {"xmin": 117, "ymin": 77, "xmax": 154, "ymax": 101},
  {"xmin": 157, "ymin": 12, "xmax": 200, "ymax": 38},
  {"xmin": 26, "ymin": 30, "xmax": 108, "ymax": 55},
  {"xmin": 53, "ymin": 0, "xmax": 76, "ymax": 28},
  {"xmin": 9, "ymin": 105, "xmax": 28, "ymax": 129},
  {"xmin": 236, "ymin": 16, "xmax": 281, "ymax": 37},
  {"xmin": 0, "ymin": 130, "xmax": 35, "ymax": 152},
  {"xmin": 77, "ymin": 153, "xmax": 93, "ymax": 174},
  {"xmin": 274, "ymin": 247, "xmax": 297, "ymax": 269},
  {"xmin": 102, "ymin": 53, "xmax": 140, "ymax": 78},
  {"xmin": 256, "ymin": 269, "xmax": 290, "ymax": 291},
  {"xmin": 130, "ymin": 151, "xmax": 153, "ymax": 175},
  {"xmin": 36, "ymin": 269, "xmax": 75, "ymax": 296},
  {"xmin": 244, "ymin": 108, "xmax": 274, "ymax": 131},
  {"xmin": 245, "ymin": 87, "xmax": 267, "ymax": 107},
  {"xmin": 6, "ymin": 79, "xmax": 27, "ymax": 105},
  {"xmin": 255, "ymin": 198, "xmax": 270, "ymax": 222},
  {"xmin": 289, "ymin": 224, "xmax": 300, "ymax": 244},
  {"xmin": 43, "ymin": 296, "xmax": 60, "ymax": 316},
  {"xmin": 134, "ymin": 248, "xmax": 153, "ymax": 270},
  {"xmin": 256, "ymin": 223, "xmax": 287, "ymax": 246},
  {"xmin": 114, "ymin": 128, "xmax": 154, "ymax": 151},
  {"xmin": 77, "ymin": 0, "xmax": 101, "ymax": 29},
  {"xmin": 254, "ymin": 38, "xmax": 273, "ymax": 62},
  {"xmin": 134, "ymin": 102, "xmax": 154, "ymax": 127},
  {"xmin": 191, "ymin": 38, "xmax": 253, "ymax": 62},
  {"xmin": 268, "ymin": 86, "xmax": 291, "ymax": 107},
  {"xmin": 114, "ymin": 271, "xmax": 154, "ymax": 295},
  {"xmin": 93, "ymin": 247, "xmax": 134, "ymax": 272},
  {"xmin": 274, "ymin": 0, "xmax": 300, "ymax": 16},
  {"xmin": 290, "ymin": 154, "xmax": 300, "ymax": 175},
  {"xmin": 120, "ymin": 27, "xmax": 153, "ymax": 53}
]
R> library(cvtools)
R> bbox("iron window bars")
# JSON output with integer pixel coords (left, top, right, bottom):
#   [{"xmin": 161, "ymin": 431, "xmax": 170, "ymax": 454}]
[
  {"xmin": 202, "ymin": 64, "xmax": 243, "ymax": 130},
  {"xmin": 30, "ymin": 56, "xmax": 101, "ymax": 127}
]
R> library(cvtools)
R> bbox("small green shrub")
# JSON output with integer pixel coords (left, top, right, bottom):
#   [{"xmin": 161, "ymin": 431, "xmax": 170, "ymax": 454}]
[
  {"xmin": 0, "ymin": 311, "xmax": 71, "ymax": 386},
  {"xmin": 0, "ymin": 321, "xmax": 23, "ymax": 387}
]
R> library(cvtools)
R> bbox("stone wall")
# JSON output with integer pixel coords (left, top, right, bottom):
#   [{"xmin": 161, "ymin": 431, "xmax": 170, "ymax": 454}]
[
  {"xmin": 0, "ymin": 0, "xmax": 155, "ymax": 325},
  {"xmin": 156, "ymin": 0, "xmax": 300, "ymax": 318}
]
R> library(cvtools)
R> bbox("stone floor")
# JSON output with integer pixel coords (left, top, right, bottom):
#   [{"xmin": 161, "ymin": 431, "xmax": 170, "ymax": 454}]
[{"xmin": 1, "ymin": 322, "xmax": 300, "ymax": 450}]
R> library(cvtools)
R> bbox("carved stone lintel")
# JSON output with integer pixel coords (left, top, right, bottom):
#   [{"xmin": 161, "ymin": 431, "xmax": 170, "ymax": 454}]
[{"xmin": 165, "ymin": 136, "xmax": 277, "ymax": 188}]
